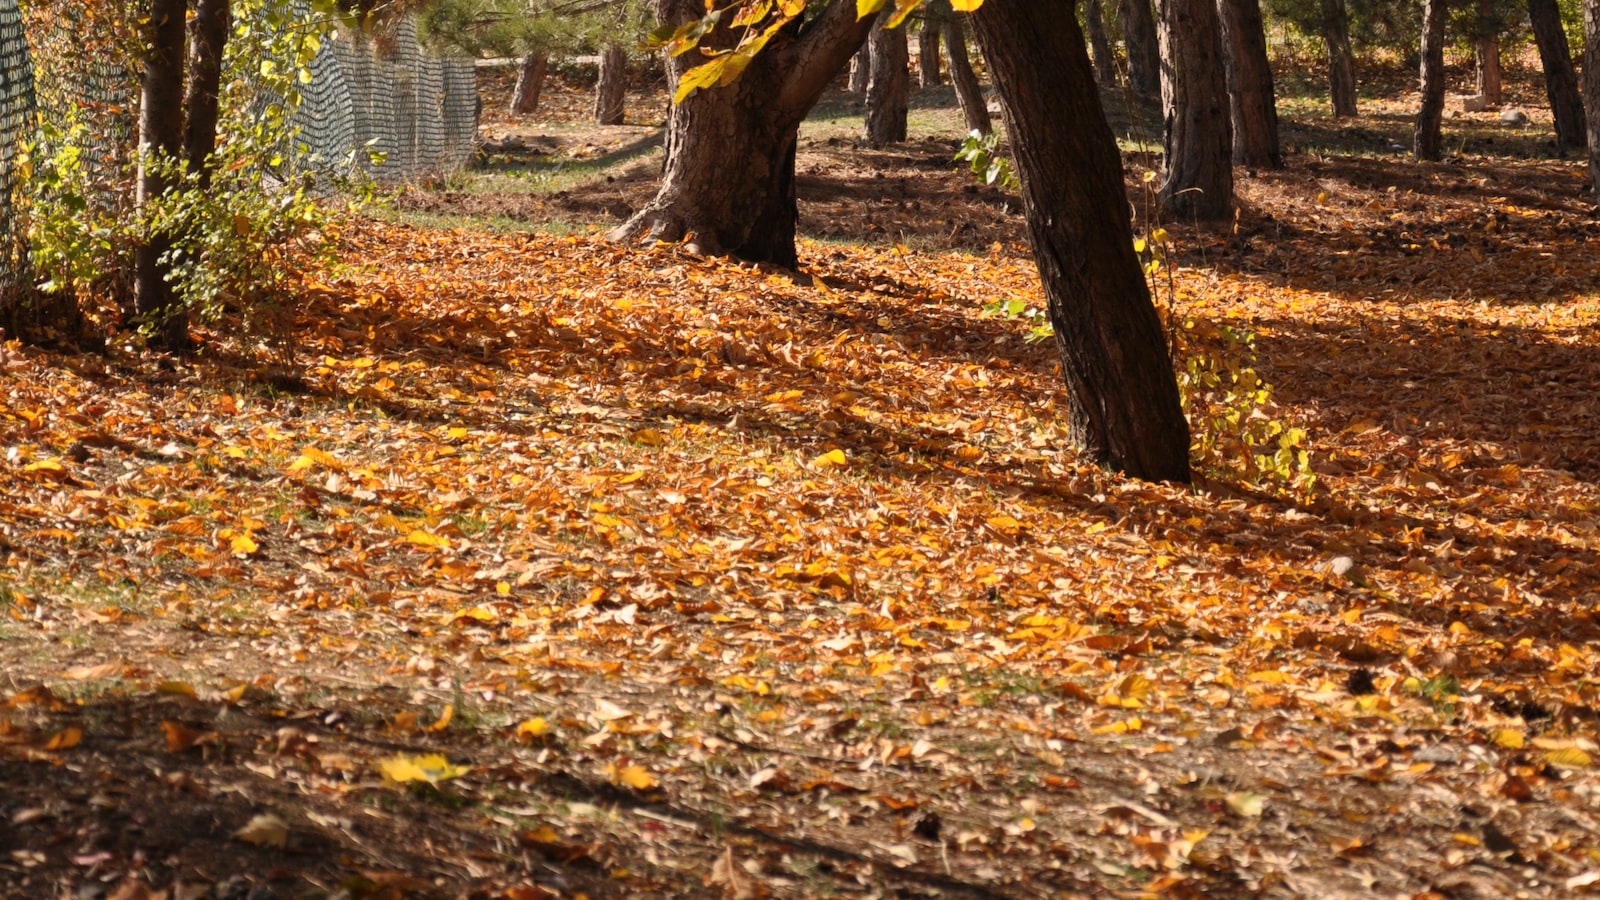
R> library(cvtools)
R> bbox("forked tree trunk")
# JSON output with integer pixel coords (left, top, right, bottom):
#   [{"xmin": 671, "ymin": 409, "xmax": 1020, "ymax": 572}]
[
  {"xmin": 1474, "ymin": 0, "xmax": 1503, "ymax": 105},
  {"xmin": 944, "ymin": 17, "xmax": 991, "ymax": 134},
  {"xmin": 969, "ymin": 0, "xmax": 1190, "ymax": 483},
  {"xmin": 1415, "ymin": 0, "xmax": 1447, "ymax": 161},
  {"xmin": 865, "ymin": 13, "xmax": 909, "ymax": 145},
  {"xmin": 595, "ymin": 43, "xmax": 627, "ymax": 125},
  {"xmin": 1119, "ymin": 0, "xmax": 1161, "ymax": 96},
  {"xmin": 510, "ymin": 51, "xmax": 549, "ymax": 115},
  {"xmin": 1585, "ymin": 0, "xmax": 1600, "ymax": 197},
  {"xmin": 135, "ymin": 0, "xmax": 189, "ymax": 351},
  {"xmin": 1217, "ymin": 0, "xmax": 1281, "ymax": 168},
  {"xmin": 1321, "ymin": 0, "xmax": 1357, "ymax": 117},
  {"xmin": 849, "ymin": 43, "xmax": 869, "ymax": 92},
  {"xmin": 1528, "ymin": 0, "xmax": 1585, "ymax": 150},
  {"xmin": 1157, "ymin": 0, "xmax": 1233, "ymax": 219},
  {"xmin": 1085, "ymin": 0, "xmax": 1115, "ymax": 85},
  {"xmin": 610, "ymin": 0, "xmax": 873, "ymax": 266},
  {"xmin": 183, "ymin": 0, "xmax": 230, "ymax": 187},
  {"xmin": 918, "ymin": 7, "xmax": 943, "ymax": 86}
]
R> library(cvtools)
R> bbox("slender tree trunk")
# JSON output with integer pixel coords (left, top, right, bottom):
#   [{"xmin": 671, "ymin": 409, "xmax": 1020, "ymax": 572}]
[
  {"xmin": 866, "ymin": 12, "xmax": 909, "ymax": 145},
  {"xmin": 1474, "ymin": 0, "xmax": 1503, "ymax": 104},
  {"xmin": 944, "ymin": 17, "xmax": 991, "ymax": 134},
  {"xmin": 1157, "ymin": 0, "xmax": 1233, "ymax": 219},
  {"xmin": 1119, "ymin": 0, "xmax": 1161, "ymax": 96},
  {"xmin": 1585, "ymin": 0, "xmax": 1600, "ymax": 197},
  {"xmin": 1217, "ymin": 0, "xmax": 1281, "ymax": 167},
  {"xmin": 1320, "ymin": 0, "xmax": 1357, "ymax": 117},
  {"xmin": 183, "ymin": 0, "xmax": 230, "ymax": 187},
  {"xmin": 595, "ymin": 43, "xmax": 627, "ymax": 125},
  {"xmin": 918, "ymin": 6, "xmax": 943, "ymax": 86},
  {"xmin": 1415, "ymin": 0, "xmax": 1447, "ymax": 161},
  {"xmin": 1528, "ymin": 0, "xmax": 1585, "ymax": 150},
  {"xmin": 611, "ymin": 0, "xmax": 874, "ymax": 265},
  {"xmin": 510, "ymin": 51, "xmax": 549, "ymax": 115},
  {"xmin": 970, "ymin": 0, "xmax": 1190, "ymax": 483},
  {"xmin": 1085, "ymin": 0, "xmax": 1116, "ymax": 85},
  {"xmin": 849, "ymin": 43, "xmax": 869, "ymax": 92},
  {"xmin": 135, "ymin": 0, "xmax": 189, "ymax": 351}
]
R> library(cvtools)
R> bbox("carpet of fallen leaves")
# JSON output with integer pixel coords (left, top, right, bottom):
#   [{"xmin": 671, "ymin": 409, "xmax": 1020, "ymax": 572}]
[{"xmin": 5, "ymin": 69, "xmax": 1600, "ymax": 900}]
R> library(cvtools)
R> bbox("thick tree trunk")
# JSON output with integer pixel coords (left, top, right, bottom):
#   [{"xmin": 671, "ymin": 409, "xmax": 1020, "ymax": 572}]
[
  {"xmin": 595, "ymin": 43, "xmax": 627, "ymax": 125},
  {"xmin": 1528, "ymin": 0, "xmax": 1585, "ymax": 150},
  {"xmin": 1217, "ymin": 0, "xmax": 1281, "ymax": 168},
  {"xmin": 183, "ymin": 0, "xmax": 230, "ymax": 187},
  {"xmin": 849, "ymin": 44, "xmax": 869, "ymax": 92},
  {"xmin": 866, "ymin": 13, "xmax": 909, "ymax": 145},
  {"xmin": 918, "ymin": 6, "xmax": 943, "ymax": 86},
  {"xmin": 1085, "ymin": 0, "xmax": 1116, "ymax": 85},
  {"xmin": 970, "ymin": 0, "xmax": 1191, "ymax": 484},
  {"xmin": 1415, "ymin": 0, "xmax": 1447, "ymax": 161},
  {"xmin": 944, "ymin": 17, "xmax": 991, "ymax": 134},
  {"xmin": 1157, "ymin": 0, "xmax": 1233, "ymax": 219},
  {"xmin": 1475, "ymin": 35, "xmax": 1502, "ymax": 104},
  {"xmin": 610, "ymin": 0, "xmax": 873, "ymax": 265},
  {"xmin": 1585, "ymin": 0, "xmax": 1600, "ymax": 197},
  {"xmin": 1119, "ymin": 0, "xmax": 1161, "ymax": 96},
  {"xmin": 510, "ymin": 51, "xmax": 549, "ymax": 115},
  {"xmin": 135, "ymin": 0, "xmax": 189, "ymax": 351},
  {"xmin": 1320, "ymin": 0, "xmax": 1357, "ymax": 117}
]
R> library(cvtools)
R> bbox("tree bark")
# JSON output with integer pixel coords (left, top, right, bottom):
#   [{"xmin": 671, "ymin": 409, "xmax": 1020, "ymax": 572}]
[
  {"xmin": 1085, "ymin": 0, "xmax": 1116, "ymax": 85},
  {"xmin": 135, "ymin": 0, "xmax": 189, "ymax": 351},
  {"xmin": 595, "ymin": 42, "xmax": 627, "ymax": 125},
  {"xmin": 1414, "ymin": 0, "xmax": 1447, "ymax": 161},
  {"xmin": 1157, "ymin": 0, "xmax": 1233, "ymax": 219},
  {"xmin": 610, "ymin": 0, "xmax": 874, "ymax": 266},
  {"xmin": 1119, "ymin": 0, "xmax": 1161, "ymax": 96},
  {"xmin": 849, "ymin": 43, "xmax": 869, "ymax": 92},
  {"xmin": 1528, "ymin": 0, "xmax": 1585, "ymax": 150},
  {"xmin": 510, "ymin": 51, "xmax": 549, "ymax": 115},
  {"xmin": 1474, "ymin": 0, "xmax": 1503, "ymax": 105},
  {"xmin": 970, "ymin": 0, "xmax": 1191, "ymax": 484},
  {"xmin": 1217, "ymin": 0, "xmax": 1281, "ymax": 168},
  {"xmin": 918, "ymin": 5, "xmax": 943, "ymax": 86},
  {"xmin": 865, "ymin": 12, "xmax": 909, "ymax": 146},
  {"xmin": 944, "ymin": 17, "xmax": 991, "ymax": 134},
  {"xmin": 183, "ymin": 0, "xmax": 230, "ymax": 187},
  {"xmin": 1585, "ymin": 0, "xmax": 1600, "ymax": 197},
  {"xmin": 1320, "ymin": 0, "xmax": 1357, "ymax": 117}
]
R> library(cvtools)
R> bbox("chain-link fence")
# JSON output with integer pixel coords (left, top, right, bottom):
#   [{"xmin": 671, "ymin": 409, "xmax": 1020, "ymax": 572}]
[{"xmin": 0, "ymin": 0, "xmax": 34, "ymax": 311}]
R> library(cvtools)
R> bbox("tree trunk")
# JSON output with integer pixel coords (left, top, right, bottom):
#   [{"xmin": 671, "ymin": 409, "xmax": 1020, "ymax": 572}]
[
  {"xmin": 969, "ymin": 0, "xmax": 1191, "ymax": 484},
  {"xmin": 183, "ymin": 0, "xmax": 230, "ymax": 187},
  {"xmin": 1415, "ymin": 0, "xmax": 1447, "ymax": 161},
  {"xmin": 1217, "ymin": 0, "xmax": 1281, "ymax": 168},
  {"xmin": 135, "ymin": 0, "xmax": 189, "ymax": 351},
  {"xmin": 595, "ymin": 43, "xmax": 627, "ymax": 125},
  {"xmin": 918, "ymin": 6, "xmax": 943, "ymax": 86},
  {"xmin": 510, "ymin": 51, "xmax": 548, "ymax": 115},
  {"xmin": 1320, "ymin": 0, "xmax": 1357, "ymax": 117},
  {"xmin": 1085, "ymin": 0, "xmax": 1116, "ymax": 85},
  {"xmin": 1157, "ymin": 0, "xmax": 1233, "ymax": 219},
  {"xmin": 865, "ymin": 12, "xmax": 909, "ymax": 146},
  {"xmin": 1474, "ymin": 0, "xmax": 1503, "ymax": 105},
  {"xmin": 1528, "ymin": 0, "xmax": 1585, "ymax": 150},
  {"xmin": 1119, "ymin": 0, "xmax": 1161, "ymax": 96},
  {"xmin": 849, "ymin": 43, "xmax": 869, "ymax": 92},
  {"xmin": 1585, "ymin": 0, "xmax": 1600, "ymax": 197},
  {"xmin": 610, "ymin": 0, "xmax": 874, "ymax": 266},
  {"xmin": 944, "ymin": 17, "xmax": 991, "ymax": 134}
]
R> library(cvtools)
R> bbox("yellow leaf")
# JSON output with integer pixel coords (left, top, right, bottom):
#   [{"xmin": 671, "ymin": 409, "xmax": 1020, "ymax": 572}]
[
  {"xmin": 516, "ymin": 718, "xmax": 551, "ymax": 740},
  {"xmin": 231, "ymin": 533, "xmax": 259, "ymax": 555},
  {"xmin": 1492, "ymin": 729, "xmax": 1525, "ymax": 750},
  {"xmin": 949, "ymin": 0, "xmax": 983, "ymax": 10},
  {"xmin": 607, "ymin": 763, "xmax": 658, "ymax": 791},
  {"xmin": 428, "ymin": 705, "xmax": 454, "ymax": 732},
  {"xmin": 1545, "ymin": 748, "xmax": 1592, "ymax": 769},
  {"xmin": 814, "ymin": 448, "xmax": 848, "ymax": 468},
  {"xmin": 405, "ymin": 530, "xmax": 450, "ymax": 550},
  {"xmin": 1225, "ymin": 791, "xmax": 1267, "ymax": 818},
  {"xmin": 378, "ymin": 753, "xmax": 471, "ymax": 784},
  {"xmin": 156, "ymin": 681, "xmax": 197, "ymax": 697},
  {"xmin": 857, "ymin": 0, "xmax": 889, "ymax": 18}
]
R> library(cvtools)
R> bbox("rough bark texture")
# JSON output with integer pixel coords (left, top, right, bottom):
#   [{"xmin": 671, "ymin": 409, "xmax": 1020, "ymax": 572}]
[
  {"xmin": 1528, "ymin": 0, "xmax": 1585, "ymax": 150},
  {"xmin": 917, "ymin": 7, "xmax": 942, "ymax": 86},
  {"xmin": 1415, "ymin": 0, "xmax": 1447, "ymax": 161},
  {"xmin": 1157, "ymin": 0, "xmax": 1233, "ymax": 219},
  {"xmin": 1119, "ymin": 0, "xmax": 1161, "ymax": 96},
  {"xmin": 594, "ymin": 43, "xmax": 627, "ymax": 125},
  {"xmin": 510, "ymin": 52, "xmax": 549, "ymax": 115},
  {"xmin": 1474, "ymin": 0, "xmax": 1503, "ymax": 105},
  {"xmin": 1217, "ymin": 0, "xmax": 1281, "ymax": 167},
  {"xmin": 135, "ymin": 0, "xmax": 188, "ymax": 351},
  {"xmin": 1320, "ymin": 0, "xmax": 1357, "ymax": 117},
  {"xmin": 865, "ymin": 14, "xmax": 909, "ymax": 146},
  {"xmin": 1585, "ymin": 0, "xmax": 1600, "ymax": 196},
  {"xmin": 183, "ymin": 0, "xmax": 230, "ymax": 187},
  {"xmin": 849, "ymin": 44, "xmax": 869, "ymax": 92},
  {"xmin": 970, "ymin": 0, "xmax": 1191, "ymax": 484},
  {"xmin": 1086, "ymin": 0, "xmax": 1116, "ymax": 85},
  {"xmin": 944, "ymin": 17, "xmax": 991, "ymax": 134},
  {"xmin": 610, "ymin": 0, "xmax": 873, "ymax": 266}
]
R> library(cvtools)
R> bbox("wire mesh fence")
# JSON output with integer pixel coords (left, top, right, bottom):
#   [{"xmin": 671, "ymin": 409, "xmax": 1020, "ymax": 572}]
[{"xmin": 0, "ymin": 0, "xmax": 35, "ymax": 310}]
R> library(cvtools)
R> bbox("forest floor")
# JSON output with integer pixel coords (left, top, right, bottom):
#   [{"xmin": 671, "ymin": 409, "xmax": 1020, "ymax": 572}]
[{"xmin": 4, "ymin": 55, "xmax": 1600, "ymax": 900}]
